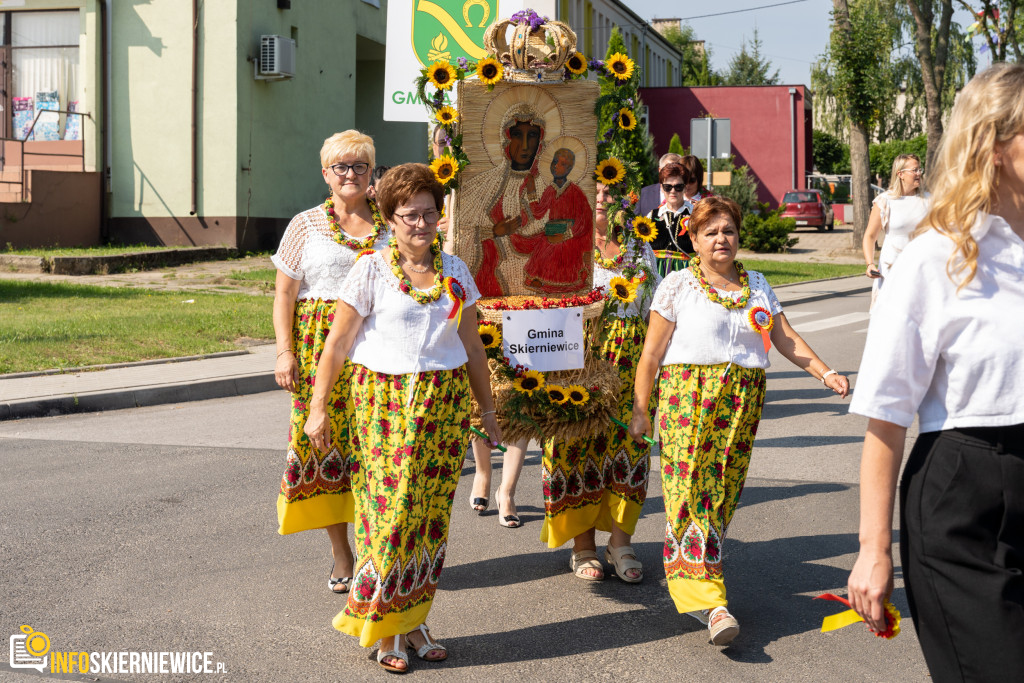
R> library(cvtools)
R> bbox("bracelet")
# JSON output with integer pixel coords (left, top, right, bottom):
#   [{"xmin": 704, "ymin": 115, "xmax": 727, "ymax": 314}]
[
  {"xmin": 481, "ymin": 410, "xmax": 497, "ymax": 417},
  {"xmin": 276, "ymin": 349, "xmax": 293, "ymax": 358},
  {"xmin": 820, "ymin": 369, "xmax": 838, "ymax": 384}
]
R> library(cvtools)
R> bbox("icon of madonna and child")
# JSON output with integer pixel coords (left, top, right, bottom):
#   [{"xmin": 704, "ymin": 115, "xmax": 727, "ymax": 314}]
[{"xmin": 453, "ymin": 85, "xmax": 599, "ymax": 298}]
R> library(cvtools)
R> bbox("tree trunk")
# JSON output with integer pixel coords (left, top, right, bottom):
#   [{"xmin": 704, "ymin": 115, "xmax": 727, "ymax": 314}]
[
  {"xmin": 850, "ymin": 121, "xmax": 871, "ymax": 249},
  {"xmin": 907, "ymin": 0, "xmax": 954, "ymax": 171}
]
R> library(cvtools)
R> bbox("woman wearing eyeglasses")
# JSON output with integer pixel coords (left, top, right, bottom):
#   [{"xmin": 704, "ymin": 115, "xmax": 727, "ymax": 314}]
[
  {"xmin": 304, "ymin": 163, "xmax": 500, "ymax": 673},
  {"xmin": 647, "ymin": 157, "xmax": 714, "ymax": 278},
  {"xmin": 862, "ymin": 154, "xmax": 928, "ymax": 303},
  {"xmin": 271, "ymin": 130, "xmax": 390, "ymax": 597}
]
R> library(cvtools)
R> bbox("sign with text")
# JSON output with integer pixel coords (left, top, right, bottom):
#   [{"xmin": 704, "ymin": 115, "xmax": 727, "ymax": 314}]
[{"xmin": 502, "ymin": 307, "xmax": 584, "ymax": 372}]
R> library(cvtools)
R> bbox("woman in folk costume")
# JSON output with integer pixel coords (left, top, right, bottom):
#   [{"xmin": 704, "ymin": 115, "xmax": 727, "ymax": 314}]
[
  {"xmin": 541, "ymin": 182, "xmax": 661, "ymax": 582},
  {"xmin": 271, "ymin": 130, "xmax": 389, "ymax": 595},
  {"xmin": 304, "ymin": 163, "xmax": 500, "ymax": 674},
  {"xmin": 629, "ymin": 196, "xmax": 848, "ymax": 646},
  {"xmin": 647, "ymin": 157, "xmax": 714, "ymax": 278}
]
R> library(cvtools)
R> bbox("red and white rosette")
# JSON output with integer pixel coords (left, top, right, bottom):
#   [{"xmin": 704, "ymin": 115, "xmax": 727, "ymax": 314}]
[
  {"xmin": 747, "ymin": 306, "xmax": 773, "ymax": 353},
  {"xmin": 443, "ymin": 276, "xmax": 467, "ymax": 327}
]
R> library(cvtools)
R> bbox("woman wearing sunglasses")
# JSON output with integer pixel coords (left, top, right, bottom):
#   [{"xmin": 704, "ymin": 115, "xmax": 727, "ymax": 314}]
[
  {"xmin": 646, "ymin": 156, "xmax": 714, "ymax": 278},
  {"xmin": 271, "ymin": 130, "xmax": 390, "ymax": 598}
]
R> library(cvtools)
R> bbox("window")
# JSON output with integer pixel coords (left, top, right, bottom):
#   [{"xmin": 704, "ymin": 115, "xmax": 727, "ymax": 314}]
[{"xmin": 783, "ymin": 192, "xmax": 819, "ymax": 203}]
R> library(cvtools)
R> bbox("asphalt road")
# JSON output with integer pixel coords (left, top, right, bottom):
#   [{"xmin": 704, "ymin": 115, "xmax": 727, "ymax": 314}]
[{"xmin": 0, "ymin": 290, "xmax": 929, "ymax": 682}]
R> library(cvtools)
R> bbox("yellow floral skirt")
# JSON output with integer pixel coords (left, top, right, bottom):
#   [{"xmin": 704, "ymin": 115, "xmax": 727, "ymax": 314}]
[
  {"xmin": 277, "ymin": 299, "xmax": 355, "ymax": 535},
  {"xmin": 658, "ymin": 363, "xmax": 766, "ymax": 613},
  {"xmin": 540, "ymin": 316, "xmax": 656, "ymax": 547},
  {"xmin": 334, "ymin": 364, "xmax": 471, "ymax": 647}
]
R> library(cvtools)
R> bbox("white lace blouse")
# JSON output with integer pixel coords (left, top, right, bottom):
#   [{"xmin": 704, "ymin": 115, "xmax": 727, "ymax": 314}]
[
  {"xmin": 339, "ymin": 251, "xmax": 481, "ymax": 375},
  {"xmin": 271, "ymin": 204, "xmax": 391, "ymax": 300},
  {"xmin": 650, "ymin": 268, "xmax": 783, "ymax": 369},
  {"xmin": 594, "ymin": 241, "xmax": 663, "ymax": 319}
]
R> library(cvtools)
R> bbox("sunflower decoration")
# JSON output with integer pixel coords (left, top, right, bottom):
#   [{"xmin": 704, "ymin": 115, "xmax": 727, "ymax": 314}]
[
  {"xmin": 476, "ymin": 57, "xmax": 504, "ymax": 86},
  {"xmin": 606, "ymin": 52, "xmax": 635, "ymax": 82},
  {"xmin": 429, "ymin": 154, "xmax": 459, "ymax": 185},
  {"xmin": 595, "ymin": 157, "xmax": 626, "ymax": 185},
  {"xmin": 565, "ymin": 51, "xmax": 587, "ymax": 75},
  {"xmin": 512, "ymin": 369, "xmax": 546, "ymax": 396},
  {"xmin": 435, "ymin": 106, "xmax": 459, "ymax": 126},
  {"xmin": 427, "ymin": 61, "xmax": 457, "ymax": 90},
  {"xmin": 478, "ymin": 323, "xmax": 501, "ymax": 349},
  {"xmin": 609, "ymin": 276, "xmax": 638, "ymax": 303},
  {"xmin": 567, "ymin": 385, "xmax": 590, "ymax": 406},
  {"xmin": 546, "ymin": 384, "xmax": 569, "ymax": 404},
  {"xmin": 617, "ymin": 108, "xmax": 637, "ymax": 131},
  {"xmin": 632, "ymin": 216, "xmax": 658, "ymax": 242}
]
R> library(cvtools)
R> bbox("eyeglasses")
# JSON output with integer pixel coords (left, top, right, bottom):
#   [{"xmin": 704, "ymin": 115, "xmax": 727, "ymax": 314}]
[
  {"xmin": 394, "ymin": 210, "xmax": 441, "ymax": 227},
  {"xmin": 329, "ymin": 162, "xmax": 370, "ymax": 177},
  {"xmin": 899, "ymin": 168, "xmax": 923, "ymax": 175},
  {"xmin": 662, "ymin": 183, "xmax": 687, "ymax": 193}
]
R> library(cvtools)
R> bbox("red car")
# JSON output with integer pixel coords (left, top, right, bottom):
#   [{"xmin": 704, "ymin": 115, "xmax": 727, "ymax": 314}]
[{"xmin": 781, "ymin": 189, "xmax": 834, "ymax": 231}]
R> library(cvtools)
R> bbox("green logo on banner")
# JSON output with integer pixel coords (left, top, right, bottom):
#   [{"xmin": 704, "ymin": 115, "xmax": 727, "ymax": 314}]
[{"xmin": 412, "ymin": 0, "xmax": 494, "ymax": 65}]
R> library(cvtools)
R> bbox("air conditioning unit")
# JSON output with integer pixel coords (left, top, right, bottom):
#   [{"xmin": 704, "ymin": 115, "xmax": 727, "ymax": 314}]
[{"xmin": 257, "ymin": 35, "xmax": 295, "ymax": 80}]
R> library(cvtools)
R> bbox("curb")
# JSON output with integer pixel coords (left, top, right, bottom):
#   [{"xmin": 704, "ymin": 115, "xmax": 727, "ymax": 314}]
[
  {"xmin": 0, "ymin": 372, "xmax": 277, "ymax": 421},
  {"xmin": 2, "ymin": 349, "xmax": 252, "ymax": 379},
  {"xmin": 779, "ymin": 284, "xmax": 872, "ymax": 307}
]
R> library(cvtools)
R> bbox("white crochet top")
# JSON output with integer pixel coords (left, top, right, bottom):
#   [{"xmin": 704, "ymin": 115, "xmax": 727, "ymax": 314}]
[
  {"xmin": 339, "ymin": 251, "xmax": 481, "ymax": 374},
  {"xmin": 271, "ymin": 204, "xmax": 391, "ymax": 300},
  {"xmin": 650, "ymin": 268, "xmax": 783, "ymax": 370},
  {"xmin": 594, "ymin": 241, "xmax": 662, "ymax": 319}
]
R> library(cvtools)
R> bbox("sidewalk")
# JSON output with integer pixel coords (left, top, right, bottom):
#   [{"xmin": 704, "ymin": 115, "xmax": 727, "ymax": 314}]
[{"xmin": 0, "ymin": 276, "xmax": 869, "ymax": 421}]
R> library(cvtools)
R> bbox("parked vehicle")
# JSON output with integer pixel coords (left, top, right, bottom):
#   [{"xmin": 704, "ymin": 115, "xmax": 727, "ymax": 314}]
[{"xmin": 780, "ymin": 189, "xmax": 834, "ymax": 231}]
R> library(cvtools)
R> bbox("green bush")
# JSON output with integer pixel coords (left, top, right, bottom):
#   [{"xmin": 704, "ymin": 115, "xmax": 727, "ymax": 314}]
[
  {"xmin": 711, "ymin": 161, "xmax": 760, "ymax": 216},
  {"xmin": 741, "ymin": 203, "xmax": 798, "ymax": 253},
  {"xmin": 870, "ymin": 135, "xmax": 927, "ymax": 186},
  {"xmin": 668, "ymin": 133, "xmax": 684, "ymax": 155}
]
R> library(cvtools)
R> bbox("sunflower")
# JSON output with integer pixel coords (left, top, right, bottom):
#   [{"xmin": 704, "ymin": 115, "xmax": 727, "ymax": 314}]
[
  {"xmin": 476, "ymin": 57, "xmax": 504, "ymax": 86},
  {"xmin": 429, "ymin": 154, "xmax": 459, "ymax": 185},
  {"xmin": 512, "ymin": 369, "xmax": 545, "ymax": 395},
  {"xmin": 618, "ymin": 108, "xmax": 637, "ymax": 131},
  {"xmin": 609, "ymin": 276, "xmax": 638, "ymax": 303},
  {"xmin": 435, "ymin": 106, "xmax": 459, "ymax": 126},
  {"xmin": 427, "ymin": 61, "xmax": 457, "ymax": 90},
  {"xmin": 567, "ymin": 385, "xmax": 590, "ymax": 405},
  {"xmin": 595, "ymin": 157, "xmax": 626, "ymax": 185},
  {"xmin": 632, "ymin": 215, "xmax": 658, "ymax": 242},
  {"xmin": 546, "ymin": 383, "xmax": 569, "ymax": 404},
  {"xmin": 565, "ymin": 51, "xmax": 587, "ymax": 75},
  {"xmin": 606, "ymin": 53, "xmax": 635, "ymax": 81},
  {"xmin": 477, "ymin": 323, "xmax": 501, "ymax": 349}
]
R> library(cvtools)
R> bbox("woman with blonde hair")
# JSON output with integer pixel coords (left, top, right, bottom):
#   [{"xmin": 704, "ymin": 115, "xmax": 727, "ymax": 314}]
[
  {"xmin": 848, "ymin": 62, "xmax": 1024, "ymax": 680},
  {"xmin": 271, "ymin": 130, "xmax": 389, "ymax": 595},
  {"xmin": 862, "ymin": 153, "xmax": 928, "ymax": 298}
]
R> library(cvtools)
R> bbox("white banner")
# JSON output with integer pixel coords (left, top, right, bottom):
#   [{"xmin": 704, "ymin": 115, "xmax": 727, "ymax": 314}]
[{"xmin": 502, "ymin": 307, "xmax": 585, "ymax": 372}]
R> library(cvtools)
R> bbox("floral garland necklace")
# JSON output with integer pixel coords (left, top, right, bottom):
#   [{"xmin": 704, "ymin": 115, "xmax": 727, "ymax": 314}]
[
  {"xmin": 323, "ymin": 197, "xmax": 385, "ymax": 250},
  {"xmin": 690, "ymin": 255, "xmax": 750, "ymax": 309},
  {"xmin": 388, "ymin": 237, "xmax": 444, "ymax": 304},
  {"xmin": 593, "ymin": 238, "xmax": 624, "ymax": 270}
]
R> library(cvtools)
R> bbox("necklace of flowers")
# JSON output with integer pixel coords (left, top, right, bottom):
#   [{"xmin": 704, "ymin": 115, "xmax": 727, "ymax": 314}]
[
  {"xmin": 689, "ymin": 255, "xmax": 750, "ymax": 309},
  {"xmin": 388, "ymin": 237, "xmax": 444, "ymax": 304},
  {"xmin": 592, "ymin": 245, "xmax": 624, "ymax": 270},
  {"xmin": 323, "ymin": 197, "xmax": 386, "ymax": 250}
]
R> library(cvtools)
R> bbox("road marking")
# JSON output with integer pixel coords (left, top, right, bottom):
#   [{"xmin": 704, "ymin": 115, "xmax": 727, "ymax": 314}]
[
  {"xmin": 781, "ymin": 310, "xmax": 816, "ymax": 320},
  {"xmin": 793, "ymin": 311, "xmax": 870, "ymax": 333}
]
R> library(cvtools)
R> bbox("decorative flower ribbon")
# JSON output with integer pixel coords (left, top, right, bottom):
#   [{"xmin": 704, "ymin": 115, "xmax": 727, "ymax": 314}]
[
  {"xmin": 815, "ymin": 593, "xmax": 901, "ymax": 639},
  {"xmin": 748, "ymin": 306, "xmax": 773, "ymax": 353},
  {"xmin": 444, "ymin": 276, "xmax": 466, "ymax": 327}
]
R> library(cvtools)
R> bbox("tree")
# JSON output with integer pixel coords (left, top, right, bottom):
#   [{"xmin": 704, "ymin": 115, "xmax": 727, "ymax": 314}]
[
  {"xmin": 668, "ymin": 133, "xmax": 684, "ymax": 155},
  {"xmin": 599, "ymin": 27, "xmax": 658, "ymax": 186},
  {"xmin": 722, "ymin": 28, "xmax": 780, "ymax": 85},
  {"xmin": 660, "ymin": 23, "xmax": 719, "ymax": 85},
  {"xmin": 905, "ymin": 0, "xmax": 955, "ymax": 170},
  {"xmin": 813, "ymin": 130, "xmax": 846, "ymax": 173},
  {"xmin": 959, "ymin": 0, "xmax": 1023, "ymax": 62}
]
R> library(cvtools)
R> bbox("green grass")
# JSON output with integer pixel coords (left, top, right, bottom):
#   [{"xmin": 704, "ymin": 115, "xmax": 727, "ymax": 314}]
[
  {"xmin": 227, "ymin": 268, "xmax": 276, "ymax": 282},
  {"xmin": 3, "ymin": 243, "xmax": 185, "ymax": 257},
  {"xmin": 0, "ymin": 281, "xmax": 273, "ymax": 374},
  {"xmin": 742, "ymin": 260, "xmax": 863, "ymax": 286}
]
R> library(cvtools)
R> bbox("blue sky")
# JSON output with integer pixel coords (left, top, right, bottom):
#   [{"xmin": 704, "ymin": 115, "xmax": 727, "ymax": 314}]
[{"xmin": 623, "ymin": 0, "xmax": 983, "ymax": 87}]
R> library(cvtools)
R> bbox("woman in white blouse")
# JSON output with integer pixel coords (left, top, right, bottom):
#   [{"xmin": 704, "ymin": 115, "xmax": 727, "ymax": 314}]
[
  {"xmin": 542, "ymin": 182, "xmax": 662, "ymax": 582},
  {"xmin": 629, "ymin": 196, "xmax": 849, "ymax": 646},
  {"xmin": 303, "ymin": 163, "xmax": 500, "ymax": 674},
  {"xmin": 862, "ymin": 154, "xmax": 928, "ymax": 297},
  {"xmin": 848, "ymin": 63, "xmax": 1024, "ymax": 680},
  {"xmin": 270, "ymin": 130, "xmax": 389, "ymax": 595}
]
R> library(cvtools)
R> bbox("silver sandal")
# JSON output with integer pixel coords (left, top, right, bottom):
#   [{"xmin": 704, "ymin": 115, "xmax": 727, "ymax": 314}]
[
  {"xmin": 407, "ymin": 624, "xmax": 447, "ymax": 661},
  {"xmin": 376, "ymin": 635, "xmax": 409, "ymax": 673}
]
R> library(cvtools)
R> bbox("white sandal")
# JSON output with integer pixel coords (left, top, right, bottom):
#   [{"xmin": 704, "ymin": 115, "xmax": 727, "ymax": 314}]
[
  {"xmin": 407, "ymin": 624, "xmax": 447, "ymax": 661},
  {"xmin": 604, "ymin": 545, "xmax": 643, "ymax": 583},
  {"xmin": 376, "ymin": 635, "xmax": 409, "ymax": 673},
  {"xmin": 570, "ymin": 549, "xmax": 604, "ymax": 581}
]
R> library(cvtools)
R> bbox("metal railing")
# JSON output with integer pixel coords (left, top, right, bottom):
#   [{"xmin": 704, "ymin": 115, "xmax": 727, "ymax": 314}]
[{"xmin": 0, "ymin": 109, "xmax": 89, "ymax": 201}]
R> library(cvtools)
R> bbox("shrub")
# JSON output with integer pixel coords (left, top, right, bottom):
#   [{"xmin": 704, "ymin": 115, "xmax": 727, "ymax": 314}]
[
  {"xmin": 668, "ymin": 133, "xmax": 684, "ymax": 155},
  {"xmin": 712, "ymin": 162, "xmax": 759, "ymax": 216},
  {"xmin": 741, "ymin": 203, "xmax": 798, "ymax": 253}
]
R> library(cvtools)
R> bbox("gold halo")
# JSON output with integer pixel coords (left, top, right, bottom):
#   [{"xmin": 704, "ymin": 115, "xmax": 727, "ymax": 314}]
[
  {"xmin": 536, "ymin": 135, "xmax": 590, "ymax": 188},
  {"xmin": 480, "ymin": 85, "xmax": 563, "ymax": 167}
]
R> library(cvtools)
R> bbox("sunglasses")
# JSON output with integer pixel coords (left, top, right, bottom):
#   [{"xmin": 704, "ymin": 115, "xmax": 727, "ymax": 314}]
[{"xmin": 662, "ymin": 183, "xmax": 687, "ymax": 193}]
